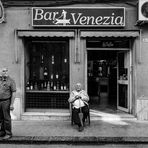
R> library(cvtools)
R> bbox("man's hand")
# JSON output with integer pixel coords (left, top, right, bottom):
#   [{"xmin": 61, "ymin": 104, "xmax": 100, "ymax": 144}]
[{"xmin": 10, "ymin": 104, "xmax": 14, "ymax": 110}]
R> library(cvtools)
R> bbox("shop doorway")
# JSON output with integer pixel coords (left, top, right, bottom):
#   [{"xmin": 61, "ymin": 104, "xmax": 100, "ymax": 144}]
[{"xmin": 87, "ymin": 49, "xmax": 131, "ymax": 113}]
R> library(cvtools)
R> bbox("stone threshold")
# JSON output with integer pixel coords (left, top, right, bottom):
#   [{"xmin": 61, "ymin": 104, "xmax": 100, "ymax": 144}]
[{"xmin": 0, "ymin": 136, "xmax": 148, "ymax": 144}]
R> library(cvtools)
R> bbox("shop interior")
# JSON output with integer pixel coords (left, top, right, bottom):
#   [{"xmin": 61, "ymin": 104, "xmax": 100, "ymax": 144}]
[
  {"xmin": 87, "ymin": 50, "xmax": 118, "ymax": 111},
  {"xmin": 87, "ymin": 38, "xmax": 130, "ymax": 112}
]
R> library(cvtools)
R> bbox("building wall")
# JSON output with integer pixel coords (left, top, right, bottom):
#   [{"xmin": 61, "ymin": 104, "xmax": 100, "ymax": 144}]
[
  {"xmin": 0, "ymin": 3, "xmax": 142, "ymax": 119},
  {"xmin": 136, "ymin": 27, "xmax": 148, "ymax": 120}
]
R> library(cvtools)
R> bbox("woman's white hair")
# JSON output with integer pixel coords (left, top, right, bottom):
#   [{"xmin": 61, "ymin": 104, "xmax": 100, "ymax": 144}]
[{"xmin": 74, "ymin": 83, "xmax": 82, "ymax": 89}]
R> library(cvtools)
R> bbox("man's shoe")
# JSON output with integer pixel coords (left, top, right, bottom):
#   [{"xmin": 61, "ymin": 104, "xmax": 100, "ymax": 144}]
[
  {"xmin": 78, "ymin": 126, "xmax": 84, "ymax": 132},
  {"xmin": 2, "ymin": 135, "xmax": 12, "ymax": 140},
  {"xmin": 0, "ymin": 131, "xmax": 5, "ymax": 137}
]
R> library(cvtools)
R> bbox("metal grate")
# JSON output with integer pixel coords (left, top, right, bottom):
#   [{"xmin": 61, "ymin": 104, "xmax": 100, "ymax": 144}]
[{"xmin": 25, "ymin": 92, "xmax": 69, "ymax": 109}]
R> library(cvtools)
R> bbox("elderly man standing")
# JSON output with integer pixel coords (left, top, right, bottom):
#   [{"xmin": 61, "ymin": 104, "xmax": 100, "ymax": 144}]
[
  {"xmin": 68, "ymin": 83, "xmax": 89, "ymax": 132},
  {"xmin": 0, "ymin": 67, "xmax": 16, "ymax": 140}
]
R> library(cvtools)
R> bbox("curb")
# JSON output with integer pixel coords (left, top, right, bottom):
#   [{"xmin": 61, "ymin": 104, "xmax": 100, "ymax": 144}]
[{"xmin": 1, "ymin": 136, "xmax": 148, "ymax": 144}]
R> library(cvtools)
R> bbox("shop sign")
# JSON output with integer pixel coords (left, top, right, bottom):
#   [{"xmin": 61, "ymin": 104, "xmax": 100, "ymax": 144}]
[
  {"xmin": 32, "ymin": 7, "xmax": 125, "ymax": 27},
  {"xmin": 0, "ymin": 1, "xmax": 4, "ymax": 23}
]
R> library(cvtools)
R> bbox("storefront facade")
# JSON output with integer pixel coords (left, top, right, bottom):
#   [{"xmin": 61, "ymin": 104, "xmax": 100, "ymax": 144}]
[{"xmin": 0, "ymin": 0, "xmax": 147, "ymax": 120}]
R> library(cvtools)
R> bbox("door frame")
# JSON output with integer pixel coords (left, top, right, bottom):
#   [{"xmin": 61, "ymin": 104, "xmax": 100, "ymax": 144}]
[
  {"xmin": 85, "ymin": 48, "xmax": 131, "ymax": 111},
  {"xmin": 117, "ymin": 50, "xmax": 132, "ymax": 112}
]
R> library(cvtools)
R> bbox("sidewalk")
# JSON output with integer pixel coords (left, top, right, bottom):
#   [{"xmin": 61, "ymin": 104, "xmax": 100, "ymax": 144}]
[{"xmin": 1, "ymin": 119, "xmax": 148, "ymax": 144}]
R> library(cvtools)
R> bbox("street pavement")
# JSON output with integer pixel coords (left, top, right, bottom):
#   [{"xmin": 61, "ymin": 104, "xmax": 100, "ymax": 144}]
[{"xmin": 0, "ymin": 118, "xmax": 148, "ymax": 145}]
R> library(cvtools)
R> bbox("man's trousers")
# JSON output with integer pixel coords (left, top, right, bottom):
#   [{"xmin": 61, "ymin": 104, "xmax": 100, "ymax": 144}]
[{"xmin": 0, "ymin": 99, "xmax": 12, "ymax": 136}]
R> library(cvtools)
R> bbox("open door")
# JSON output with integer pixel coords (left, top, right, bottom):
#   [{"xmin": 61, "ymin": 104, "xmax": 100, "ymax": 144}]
[{"xmin": 117, "ymin": 51, "xmax": 131, "ymax": 112}]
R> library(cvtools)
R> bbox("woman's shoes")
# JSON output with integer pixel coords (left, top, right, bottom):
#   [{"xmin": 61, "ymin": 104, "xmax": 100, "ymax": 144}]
[
  {"xmin": 78, "ymin": 125, "xmax": 84, "ymax": 132},
  {"xmin": 2, "ymin": 134, "xmax": 12, "ymax": 140},
  {"xmin": 0, "ymin": 131, "xmax": 5, "ymax": 137}
]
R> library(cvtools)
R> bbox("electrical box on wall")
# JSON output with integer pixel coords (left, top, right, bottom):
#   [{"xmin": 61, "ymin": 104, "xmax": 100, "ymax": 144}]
[{"xmin": 138, "ymin": 0, "xmax": 148, "ymax": 21}]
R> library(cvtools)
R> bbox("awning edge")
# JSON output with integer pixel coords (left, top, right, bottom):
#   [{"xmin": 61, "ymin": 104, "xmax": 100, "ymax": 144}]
[
  {"xmin": 80, "ymin": 31, "xmax": 139, "ymax": 38},
  {"xmin": 17, "ymin": 30, "xmax": 75, "ymax": 38}
]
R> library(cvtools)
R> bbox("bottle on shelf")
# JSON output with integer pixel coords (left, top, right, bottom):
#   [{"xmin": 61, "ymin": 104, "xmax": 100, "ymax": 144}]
[
  {"xmin": 44, "ymin": 81, "xmax": 47, "ymax": 89},
  {"xmin": 51, "ymin": 74, "xmax": 53, "ymax": 80},
  {"xmin": 67, "ymin": 84, "xmax": 69, "ymax": 91},
  {"xmin": 56, "ymin": 73, "xmax": 59, "ymax": 79},
  {"xmin": 53, "ymin": 82, "xmax": 57, "ymax": 91},
  {"xmin": 34, "ymin": 82, "xmax": 38, "ymax": 90},
  {"xmin": 41, "ymin": 54, "xmax": 44, "ymax": 64},
  {"xmin": 47, "ymin": 81, "xmax": 50, "ymax": 91},
  {"xmin": 60, "ymin": 82, "xmax": 64, "ymax": 91},
  {"xmin": 56, "ymin": 81, "xmax": 59, "ymax": 90},
  {"xmin": 30, "ymin": 82, "xmax": 33, "ymax": 90},
  {"xmin": 26, "ymin": 81, "xmax": 30, "ymax": 90},
  {"xmin": 51, "ymin": 55, "xmax": 54, "ymax": 64},
  {"xmin": 41, "ymin": 82, "xmax": 44, "ymax": 90},
  {"xmin": 39, "ymin": 64, "xmax": 44, "ymax": 80},
  {"xmin": 44, "ymin": 67, "xmax": 48, "ymax": 80},
  {"xmin": 50, "ymin": 74, "xmax": 54, "ymax": 90},
  {"xmin": 50, "ymin": 81, "xmax": 53, "ymax": 90},
  {"xmin": 56, "ymin": 73, "xmax": 59, "ymax": 90},
  {"xmin": 64, "ymin": 83, "xmax": 67, "ymax": 90},
  {"xmin": 64, "ymin": 58, "xmax": 67, "ymax": 63},
  {"xmin": 33, "ymin": 72, "xmax": 36, "ymax": 80}
]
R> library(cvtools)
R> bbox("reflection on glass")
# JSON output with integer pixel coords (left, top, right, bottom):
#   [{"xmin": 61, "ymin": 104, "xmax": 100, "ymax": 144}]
[
  {"xmin": 119, "ymin": 84, "xmax": 128, "ymax": 108},
  {"xmin": 119, "ymin": 68, "xmax": 128, "ymax": 80}
]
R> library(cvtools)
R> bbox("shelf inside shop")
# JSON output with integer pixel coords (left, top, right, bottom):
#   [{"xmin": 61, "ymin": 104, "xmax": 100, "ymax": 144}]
[
  {"xmin": 26, "ymin": 90, "xmax": 70, "ymax": 93},
  {"xmin": 118, "ymin": 80, "xmax": 128, "ymax": 85}
]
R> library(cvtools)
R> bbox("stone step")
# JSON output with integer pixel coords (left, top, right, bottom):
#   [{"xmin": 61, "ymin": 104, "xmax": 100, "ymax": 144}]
[
  {"xmin": 0, "ymin": 136, "xmax": 148, "ymax": 145},
  {"xmin": 21, "ymin": 110, "xmax": 137, "ymax": 121},
  {"xmin": 21, "ymin": 112, "xmax": 70, "ymax": 120}
]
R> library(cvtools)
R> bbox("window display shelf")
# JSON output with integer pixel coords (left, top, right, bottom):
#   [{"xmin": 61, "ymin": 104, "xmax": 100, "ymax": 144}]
[
  {"xmin": 26, "ymin": 90, "xmax": 69, "ymax": 93},
  {"xmin": 25, "ymin": 91, "xmax": 69, "ymax": 109},
  {"xmin": 118, "ymin": 80, "xmax": 128, "ymax": 85}
]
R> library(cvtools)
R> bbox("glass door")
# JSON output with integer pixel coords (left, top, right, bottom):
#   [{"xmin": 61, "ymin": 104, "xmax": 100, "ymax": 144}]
[{"xmin": 117, "ymin": 51, "xmax": 131, "ymax": 112}]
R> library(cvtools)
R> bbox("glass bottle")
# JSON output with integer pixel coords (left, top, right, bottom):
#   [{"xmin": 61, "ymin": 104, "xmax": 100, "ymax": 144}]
[
  {"xmin": 56, "ymin": 81, "xmax": 59, "ymax": 91},
  {"xmin": 64, "ymin": 58, "xmax": 67, "ymax": 63},
  {"xmin": 64, "ymin": 83, "xmax": 67, "ymax": 90},
  {"xmin": 56, "ymin": 74, "xmax": 59, "ymax": 79},
  {"xmin": 47, "ymin": 81, "xmax": 50, "ymax": 91},
  {"xmin": 51, "ymin": 55, "xmax": 54, "ymax": 64},
  {"xmin": 53, "ymin": 82, "xmax": 57, "ymax": 91},
  {"xmin": 34, "ymin": 82, "xmax": 38, "ymax": 90},
  {"xmin": 41, "ymin": 82, "xmax": 44, "ymax": 90},
  {"xmin": 44, "ymin": 81, "xmax": 47, "ymax": 89},
  {"xmin": 33, "ymin": 72, "xmax": 36, "ymax": 80},
  {"xmin": 26, "ymin": 81, "xmax": 30, "ymax": 90},
  {"xmin": 60, "ymin": 82, "xmax": 63, "ymax": 90},
  {"xmin": 39, "ymin": 64, "xmax": 44, "ymax": 80},
  {"xmin": 50, "ymin": 74, "xmax": 53, "ymax": 90},
  {"xmin": 30, "ymin": 82, "xmax": 33, "ymax": 90},
  {"xmin": 44, "ymin": 67, "xmax": 48, "ymax": 80},
  {"xmin": 50, "ymin": 81, "xmax": 53, "ymax": 90},
  {"xmin": 41, "ymin": 54, "xmax": 44, "ymax": 64}
]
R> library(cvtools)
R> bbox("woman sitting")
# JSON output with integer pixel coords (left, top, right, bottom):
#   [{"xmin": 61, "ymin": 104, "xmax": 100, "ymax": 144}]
[{"xmin": 68, "ymin": 83, "xmax": 89, "ymax": 132}]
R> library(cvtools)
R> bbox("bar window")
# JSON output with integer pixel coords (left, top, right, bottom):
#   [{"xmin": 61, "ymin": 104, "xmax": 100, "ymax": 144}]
[{"xmin": 25, "ymin": 38, "xmax": 69, "ymax": 109}]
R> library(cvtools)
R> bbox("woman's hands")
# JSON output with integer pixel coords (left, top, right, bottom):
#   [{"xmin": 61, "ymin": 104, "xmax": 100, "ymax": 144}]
[{"xmin": 75, "ymin": 95, "xmax": 81, "ymax": 100}]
